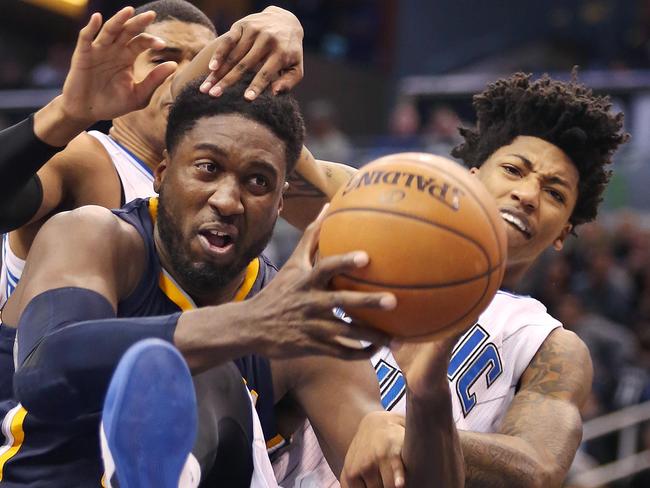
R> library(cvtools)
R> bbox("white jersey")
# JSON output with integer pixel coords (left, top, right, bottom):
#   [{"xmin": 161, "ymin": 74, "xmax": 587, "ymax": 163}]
[
  {"xmin": 273, "ymin": 290, "xmax": 562, "ymax": 486},
  {"xmin": 0, "ymin": 131, "xmax": 156, "ymax": 308},
  {"xmin": 373, "ymin": 290, "xmax": 561, "ymax": 430}
]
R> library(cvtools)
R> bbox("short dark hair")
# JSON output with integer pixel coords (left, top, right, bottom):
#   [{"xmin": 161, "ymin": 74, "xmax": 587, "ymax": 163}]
[
  {"xmin": 166, "ymin": 76, "xmax": 305, "ymax": 174},
  {"xmin": 451, "ymin": 72, "xmax": 629, "ymax": 228},
  {"xmin": 135, "ymin": 0, "xmax": 216, "ymax": 34}
]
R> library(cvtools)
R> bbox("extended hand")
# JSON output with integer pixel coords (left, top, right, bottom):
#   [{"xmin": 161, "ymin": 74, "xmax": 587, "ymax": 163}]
[
  {"xmin": 60, "ymin": 6, "xmax": 177, "ymax": 125},
  {"xmin": 391, "ymin": 335, "xmax": 459, "ymax": 399},
  {"xmin": 341, "ymin": 411, "xmax": 406, "ymax": 488},
  {"xmin": 247, "ymin": 205, "xmax": 395, "ymax": 359},
  {"xmin": 199, "ymin": 6, "xmax": 303, "ymax": 99}
]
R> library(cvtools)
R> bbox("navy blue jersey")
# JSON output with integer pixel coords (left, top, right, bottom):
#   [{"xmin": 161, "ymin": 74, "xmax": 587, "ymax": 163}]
[{"xmin": 0, "ymin": 198, "xmax": 280, "ymax": 486}]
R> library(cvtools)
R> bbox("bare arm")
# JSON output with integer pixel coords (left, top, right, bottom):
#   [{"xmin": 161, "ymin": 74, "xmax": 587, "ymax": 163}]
[
  {"xmin": 460, "ymin": 328, "xmax": 593, "ymax": 488},
  {"xmin": 0, "ymin": 7, "xmax": 175, "ymax": 232},
  {"xmin": 275, "ymin": 354, "xmax": 384, "ymax": 477},
  {"xmin": 342, "ymin": 338, "xmax": 465, "ymax": 488},
  {"xmin": 171, "ymin": 6, "xmax": 303, "ymax": 99},
  {"xmin": 282, "ymin": 147, "xmax": 358, "ymax": 230}
]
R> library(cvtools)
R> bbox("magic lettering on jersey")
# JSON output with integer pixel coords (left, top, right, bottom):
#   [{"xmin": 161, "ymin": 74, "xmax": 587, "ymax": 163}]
[
  {"xmin": 374, "ymin": 322, "xmax": 503, "ymax": 417},
  {"xmin": 341, "ymin": 170, "xmax": 466, "ymax": 211}
]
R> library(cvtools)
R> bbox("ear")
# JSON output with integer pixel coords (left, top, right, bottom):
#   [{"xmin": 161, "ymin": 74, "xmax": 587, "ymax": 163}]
[
  {"xmin": 553, "ymin": 223, "xmax": 573, "ymax": 251},
  {"xmin": 153, "ymin": 149, "xmax": 170, "ymax": 193},
  {"xmin": 277, "ymin": 182, "xmax": 289, "ymax": 216}
]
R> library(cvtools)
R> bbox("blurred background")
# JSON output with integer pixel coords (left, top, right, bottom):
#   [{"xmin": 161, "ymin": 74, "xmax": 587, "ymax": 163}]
[{"xmin": 3, "ymin": 1, "xmax": 650, "ymax": 486}]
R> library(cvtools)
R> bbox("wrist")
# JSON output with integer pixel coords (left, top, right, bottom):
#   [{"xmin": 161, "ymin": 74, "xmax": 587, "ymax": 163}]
[{"xmin": 33, "ymin": 96, "xmax": 93, "ymax": 147}]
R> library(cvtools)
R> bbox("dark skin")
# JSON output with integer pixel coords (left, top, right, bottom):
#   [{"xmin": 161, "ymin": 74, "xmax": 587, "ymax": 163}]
[
  {"xmin": 7, "ymin": 4, "xmax": 305, "ymax": 259},
  {"xmin": 4, "ymin": 112, "xmax": 463, "ymax": 487},
  {"xmin": 247, "ymin": 138, "xmax": 593, "ymax": 488}
]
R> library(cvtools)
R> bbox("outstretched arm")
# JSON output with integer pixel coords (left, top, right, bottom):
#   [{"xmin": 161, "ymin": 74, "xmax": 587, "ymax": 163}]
[
  {"xmin": 171, "ymin": 6, "xmax": 303, "ymax": 100},
  {"xmin": 460, "ymin": 328, "xmax": 592, "ymax": 487},
  {"xmin": 0, "ymin": 6, "xmax": 176, "ymax": 231},
  {"xmin": 342, "ymin": 337, "xmax": 465, "ymax": 488}
]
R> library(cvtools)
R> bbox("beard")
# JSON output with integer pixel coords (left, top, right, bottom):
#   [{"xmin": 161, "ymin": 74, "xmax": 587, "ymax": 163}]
[{"xmin": 156, "ymin": 187, "xmax": 276, "ymax": 293}]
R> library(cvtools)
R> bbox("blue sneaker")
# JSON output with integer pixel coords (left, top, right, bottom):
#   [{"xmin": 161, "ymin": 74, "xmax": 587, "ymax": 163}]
[{"xmin": 100, "ymin": 338, "xmax": 198, "ymax": 488}]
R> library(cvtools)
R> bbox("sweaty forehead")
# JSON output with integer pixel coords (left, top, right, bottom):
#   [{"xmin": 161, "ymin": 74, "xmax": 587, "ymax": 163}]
[{"xmin": 145, "ymin": 19, "xmax": 215, "ymax": 56}]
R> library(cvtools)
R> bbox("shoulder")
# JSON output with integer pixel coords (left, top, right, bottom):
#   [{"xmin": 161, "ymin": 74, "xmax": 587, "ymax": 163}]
[
  {"xmin": 47, "ymin": 132, "xmax": 112, "ymax": 170},
  {"xmin": 38, "ymin": 205, "xmax": 143, "ymax": 259},
  {"xmin": 519, "ymin": 328, "xmax": 593, "ymax": 407},
  {"xmin": 483, "ymin": 291, "xmax": 562, "ymax": 331}
]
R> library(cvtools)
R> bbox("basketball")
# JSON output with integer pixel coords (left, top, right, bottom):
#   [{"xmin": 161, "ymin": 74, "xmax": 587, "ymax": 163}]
[{"xmin": 318, "ymin": 152, "xmax": 507, "ymax": 340}]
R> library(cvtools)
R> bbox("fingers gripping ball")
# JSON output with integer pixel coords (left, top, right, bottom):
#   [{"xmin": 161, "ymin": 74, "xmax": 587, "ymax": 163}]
[{"xmin": 319, "ymin": 153, "xmax": 507, "ymax": 340}]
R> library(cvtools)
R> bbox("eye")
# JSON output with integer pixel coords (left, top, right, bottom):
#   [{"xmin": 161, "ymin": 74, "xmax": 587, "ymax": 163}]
[
  {"xmin": 546, "ymin": 188, "xmax": 565, "ymax": 204},
  {"xmin": 503, "ymin": 164, "xmax": 522, "ymax": 177},
  {"xmin": 247, "ymin": 174, "xmax": 271, "ymax": 194},
  {"xmin": 196, "ymin": 161, "xmax": 217, "ymax": 173}
]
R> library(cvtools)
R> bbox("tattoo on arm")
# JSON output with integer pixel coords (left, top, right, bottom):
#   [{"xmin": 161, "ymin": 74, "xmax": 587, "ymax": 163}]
[
  {"xmin": 461, "ymin": 330, "xmax": 593, "ymax": 488},
  {"xmin": 285, "ymin": 171, "xmax": 326, "ymax": 199}
]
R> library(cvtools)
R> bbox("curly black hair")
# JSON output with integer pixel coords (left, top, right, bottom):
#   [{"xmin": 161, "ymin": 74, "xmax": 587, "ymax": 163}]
[
  {"xmin": 166, "ymin": 75, "xmax": 305, "ymax": 174},
  {"xmin": 451, "ymin": 72, "xmax": 629, "ymax": 227},
  {"xmin": 135, "ymin": 0, "xmax": 216, "ymax": 34}
]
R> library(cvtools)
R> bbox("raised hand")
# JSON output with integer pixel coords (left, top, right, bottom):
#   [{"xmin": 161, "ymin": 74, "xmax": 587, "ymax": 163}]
[
  {"xmin": 60, "ymin": 6, "xmax": 177, "ymax": 125},
  {"xmin": 199, "ymin": 6, "xmax": 303, "ymax": 99},
  {"xmin": 247, "ymin": 205, "xmax": 395, "ymax": 359},
  {"xmin": 390, "ymin": 335, "xmax": 458, "ymax": 398}
]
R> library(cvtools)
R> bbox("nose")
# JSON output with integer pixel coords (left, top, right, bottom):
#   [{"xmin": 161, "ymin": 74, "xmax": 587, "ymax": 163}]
[
  {"xmin": 511, "ymin": 179, "xmax": 539, "ymax": 212},
  {"xmin": 207, "ymin": 175, "xmax": 244, "ymax": 217}
]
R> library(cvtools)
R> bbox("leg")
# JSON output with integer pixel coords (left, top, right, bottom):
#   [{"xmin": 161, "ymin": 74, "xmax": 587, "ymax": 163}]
[{"xmin": 101, "ymin": 338, "xmax": 198, "ymax": 488}]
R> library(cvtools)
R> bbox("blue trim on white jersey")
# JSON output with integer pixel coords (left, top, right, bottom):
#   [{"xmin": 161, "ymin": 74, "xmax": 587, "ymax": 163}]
[
  {"xmin": 106, "ymin": 136, "xmax": 154, "ymax": 180},
  {"xmin": 496, "ymin": 289, "xmax": 531, "ymax": 300}
]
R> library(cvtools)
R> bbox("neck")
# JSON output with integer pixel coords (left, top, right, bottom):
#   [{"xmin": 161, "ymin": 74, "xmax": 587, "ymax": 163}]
[
  {"xmin": 110, "ymin": 119, "xmax": 162, "ymax": 172},
  {"xmin": 501, "ymin": 262, "xmax": 530, "ymax": 292},
  {"xmin": 153, "ymin": 226, "xmax": 247, "ymax": 307}
]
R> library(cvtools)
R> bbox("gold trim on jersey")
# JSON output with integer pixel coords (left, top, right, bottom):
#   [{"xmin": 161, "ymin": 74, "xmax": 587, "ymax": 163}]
[
  {"xmin": 147, "ymin": 196, "xmax": 285, "ymax": 451},
  {"xmin": 0, "ymin": 404, "xmax": 27, "ymax": 480}
]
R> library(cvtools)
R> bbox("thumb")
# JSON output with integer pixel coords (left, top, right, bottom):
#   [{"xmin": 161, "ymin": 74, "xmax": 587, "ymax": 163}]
[{"xmin": 134, "ymin": 61, "xmax": 177, "ymax": 108}]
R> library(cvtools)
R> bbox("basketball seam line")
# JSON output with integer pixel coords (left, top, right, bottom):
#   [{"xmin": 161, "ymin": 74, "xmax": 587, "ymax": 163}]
[
  {"xmin": 324, "ymin": 206, "xmax": 494, "ymax": 258},
  {"xmin": 338, "ymin": 260, "xmax": 505, "ymax": 290},
  {"xmin": 395, "ymin": 158, "xmax": 504, "ymax": 266}
]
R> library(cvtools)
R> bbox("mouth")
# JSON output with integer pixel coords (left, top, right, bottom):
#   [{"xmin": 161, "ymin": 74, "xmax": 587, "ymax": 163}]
[
  {"xmin": 197, "ymin": 227, "xmax": 238, "ymax": 257},
  {"xmin": 500, "ymin": 210, "xmax": 532, "ymax": 239}
]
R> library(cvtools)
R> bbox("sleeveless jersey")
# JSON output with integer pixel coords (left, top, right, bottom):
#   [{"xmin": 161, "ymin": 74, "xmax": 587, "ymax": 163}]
[
  {"xmin": 0, "ymin": 131, "xmax": 156, "ymax": 309},
  {"xmin": 0, "ymin": 198, "xmax": 279, "ymax": 486},
  {"xmin": 273, "ymin": 290, "xmax": 562, "ymax": 487}
]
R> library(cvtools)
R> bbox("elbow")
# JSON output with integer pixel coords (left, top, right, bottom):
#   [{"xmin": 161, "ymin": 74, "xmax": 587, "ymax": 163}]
[{"xmin": 13, "ymin": 338, "xmax": 83, "ymax": 423}]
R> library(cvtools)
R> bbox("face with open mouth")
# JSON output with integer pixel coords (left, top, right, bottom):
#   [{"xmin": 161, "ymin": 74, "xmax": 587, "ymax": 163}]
[
  {"xmin": 471, "ymin": 135, "xmax": 579, "ymax": 269},
  {"xmin": 154, "ymin": 113, "xmax": 287, "ymax": 294}
]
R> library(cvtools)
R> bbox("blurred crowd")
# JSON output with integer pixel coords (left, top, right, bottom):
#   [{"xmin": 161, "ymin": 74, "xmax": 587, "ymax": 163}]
[{"xmin": 522, "ymin": 216, "xmax": 650, "ymax": 487}]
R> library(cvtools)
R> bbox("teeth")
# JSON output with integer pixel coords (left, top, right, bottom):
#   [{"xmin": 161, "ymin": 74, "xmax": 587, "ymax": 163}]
[
  {"xmin": 208, "ymin": 230, "xmax": 229, "ymax": 237},
  {"xmin": 501, "ymin": 212, "xmax": 529, "ymax": 234}
]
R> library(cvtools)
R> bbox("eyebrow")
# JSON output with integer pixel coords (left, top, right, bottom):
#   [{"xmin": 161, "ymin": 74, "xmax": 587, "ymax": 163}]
[
  {"xmin": 149, "ymin": 46, "xmax": 184, "ymax": 56},
  {"xmin": 193, "ymin": 143, "xmax": 280, "ymax": 177},
  {"xmin": 509, "ymin": 153, "xmax": 574, "ymax": 190}
]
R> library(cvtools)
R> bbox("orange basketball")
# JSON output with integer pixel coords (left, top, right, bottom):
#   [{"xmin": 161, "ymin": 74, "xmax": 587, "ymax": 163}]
[{"xmin": 319, "ymin": 152, "xmax": 507, "ymax": 340}]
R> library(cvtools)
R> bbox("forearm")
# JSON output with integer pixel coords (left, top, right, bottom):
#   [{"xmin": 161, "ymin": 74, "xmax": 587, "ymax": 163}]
[
  {"xmin": 13, "ymin": 288, "xmax": 179, "ymax": 421},
  {"xmin": 460, "ymin": 431, "xmax": 550, "ymax": 488},
  {"xmin": 173, "ymin": 303, "xmax": 257, "ymax": 373},
  {"xmin": 283, "ymin": 148, "xmax": 356, "ymax": 229},
  {"xmin": 33, "ymin": 95, "xmax": 92, "ymax": 147},
  {"xmin": 403, "ymin": 387, "xmax": 464, "ymax": 488}
]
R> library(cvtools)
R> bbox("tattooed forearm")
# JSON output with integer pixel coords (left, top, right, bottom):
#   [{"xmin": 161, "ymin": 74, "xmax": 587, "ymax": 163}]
[
  {"xmin": 285, "ymin": 171, "xmax": 326, "ymax": 199},
  {"xmin": 457, "ymin": 330, "xmax": 592, "ymax": 487},
  {"xmin": 461, "ymin": 432, "xmax": 543, "ymax": 488}
]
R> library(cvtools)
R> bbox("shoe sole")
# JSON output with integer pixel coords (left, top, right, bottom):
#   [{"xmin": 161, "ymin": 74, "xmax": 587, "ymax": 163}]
[{"xmin": 102, "ymin": 338, "xmax": 197, "ymax": 488}]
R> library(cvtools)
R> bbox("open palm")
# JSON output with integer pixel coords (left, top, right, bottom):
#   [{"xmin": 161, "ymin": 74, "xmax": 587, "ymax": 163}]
[{"xmin": 61, "ymin": 7, "xmax": 177, "ymax": 124}]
